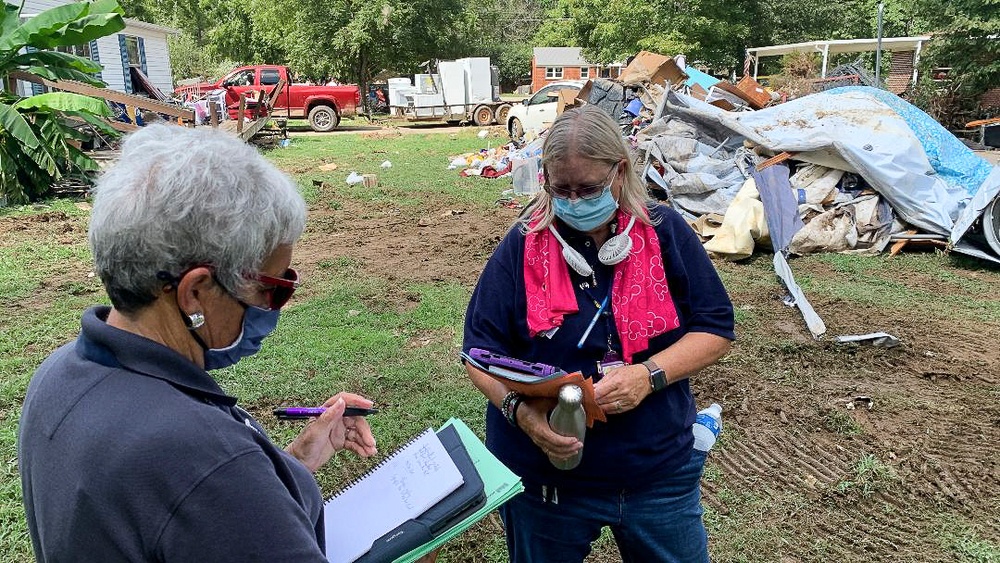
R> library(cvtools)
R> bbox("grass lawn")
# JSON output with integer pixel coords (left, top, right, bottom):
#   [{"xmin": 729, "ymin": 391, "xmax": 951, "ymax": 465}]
[{"xmin": 1, "ymin": 128, "xmax": 999, "ymax": 562}]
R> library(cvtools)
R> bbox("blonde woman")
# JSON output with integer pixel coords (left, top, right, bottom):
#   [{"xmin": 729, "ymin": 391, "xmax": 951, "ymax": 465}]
[{"xmin": 463, "ymin": 105, "xmax": 735, "ymax": 562}]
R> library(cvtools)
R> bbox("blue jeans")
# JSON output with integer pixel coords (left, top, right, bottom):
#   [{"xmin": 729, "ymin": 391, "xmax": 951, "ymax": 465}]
[{"xmin": 499, "ymin": 449, "xmax": 709, "ymax": 563}]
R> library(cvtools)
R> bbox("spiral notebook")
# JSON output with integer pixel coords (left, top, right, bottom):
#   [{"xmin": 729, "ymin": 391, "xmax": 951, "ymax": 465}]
[{"xmin": 323, "ymin": 429, "xmax": 464, "ymax": 563}]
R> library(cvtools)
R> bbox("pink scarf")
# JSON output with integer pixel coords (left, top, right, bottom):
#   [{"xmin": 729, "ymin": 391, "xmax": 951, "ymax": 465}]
[{"xmin": 524, "ymin": 210, "xmax": 680, "ymax": 363}]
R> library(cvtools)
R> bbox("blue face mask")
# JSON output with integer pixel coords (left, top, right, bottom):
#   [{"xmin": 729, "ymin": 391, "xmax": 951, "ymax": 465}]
[
  {"xmin": 552, "ymin": 186, "xmax": 619, "ymax": 232},
  {"xmin": 203, "ymin": 305, "xmax": 281, "ymax": 370}
]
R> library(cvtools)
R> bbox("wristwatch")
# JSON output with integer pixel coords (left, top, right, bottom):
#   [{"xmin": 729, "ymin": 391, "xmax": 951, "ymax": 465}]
[{"xmin": 642, "ymin": 359, "xmax": 669, "ymax": 392}]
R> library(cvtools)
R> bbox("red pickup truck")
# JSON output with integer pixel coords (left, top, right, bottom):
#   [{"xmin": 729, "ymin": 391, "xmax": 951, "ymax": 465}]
[{"xmin": 175, "ymin": 65, "xmax": 360, "ymax": 132}]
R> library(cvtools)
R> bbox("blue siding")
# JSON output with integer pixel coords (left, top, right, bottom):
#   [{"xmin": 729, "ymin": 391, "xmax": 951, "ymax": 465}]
[
  {"xmin": 89, "ymin": 39, "xmax": 102, "ymax": 82},
  {"xmin": 137, "ymin": 36, "xmax": 147, "ymax": 75},
  {"xmin": 118, "ymin": 34, "xmax": 131, "ymax": 94},
  {"xmin": 24, "ymin": 46, "xmax": 44, "ymax": 95}
]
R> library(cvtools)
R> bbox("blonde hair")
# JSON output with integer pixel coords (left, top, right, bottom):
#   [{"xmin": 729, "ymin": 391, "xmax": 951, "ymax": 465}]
[{"xmin": 518, "ymin": 105, "xmax": 654, "ymax": 233}]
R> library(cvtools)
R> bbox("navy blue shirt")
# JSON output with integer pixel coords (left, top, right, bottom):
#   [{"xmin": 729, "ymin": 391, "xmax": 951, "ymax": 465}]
[
  {"xmin": 19, "ymin": 307, "xmax": 329, "ymax": 562},
  {"xmin": 463, "ymin": 205, "xmax": 735, "ymax": 490}
]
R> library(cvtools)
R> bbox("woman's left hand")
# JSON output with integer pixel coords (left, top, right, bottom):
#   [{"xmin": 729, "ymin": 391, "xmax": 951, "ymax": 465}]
[
  {"xmin": 285, "ymin": 393, "xmax": 378, "ymax": 473},
  {"xmin": 593, "ymin": 364, "xmax": 651, "ymax": 415}
]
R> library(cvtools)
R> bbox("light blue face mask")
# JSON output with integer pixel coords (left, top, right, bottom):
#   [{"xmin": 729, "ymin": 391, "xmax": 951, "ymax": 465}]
[
  {"xmin": 553, "ymin": 186, "xmax": 619, "ymax": 232},
  {"xmin": 203, "ymin": 305, "xmax": 281, "ymax": 370}
]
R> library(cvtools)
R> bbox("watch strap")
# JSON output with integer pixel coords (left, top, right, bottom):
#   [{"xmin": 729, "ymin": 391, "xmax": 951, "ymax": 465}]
[{"xmin": 642, "ymin": 359, "xmax": 668, "ymax": 392}]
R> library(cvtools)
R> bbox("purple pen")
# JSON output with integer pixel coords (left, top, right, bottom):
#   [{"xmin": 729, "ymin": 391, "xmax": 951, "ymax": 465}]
[{"xmin": 273, "ymin": 406, "xmax": 379, "ymax": 419}]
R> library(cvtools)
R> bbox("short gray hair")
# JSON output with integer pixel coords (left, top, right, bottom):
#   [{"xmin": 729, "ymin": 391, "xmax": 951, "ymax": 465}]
[
  {"xmin": 519, "ymin": 105, "xmax": 654, "ymax": 232},
  {"xmin": 88, "ymin": 124, "xmax": 306, "ymax": 314}
]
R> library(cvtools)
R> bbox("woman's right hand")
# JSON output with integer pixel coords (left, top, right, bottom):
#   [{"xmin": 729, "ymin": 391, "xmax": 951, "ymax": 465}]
[{"xmin": 515, "ymin": 397, "xmax": 583, "ymax": 462}]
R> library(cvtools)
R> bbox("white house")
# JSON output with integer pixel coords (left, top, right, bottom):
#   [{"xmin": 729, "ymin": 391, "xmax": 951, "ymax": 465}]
[{"xmin": 11, "ymin": 0, "xmax": 178, "ymax": 97}]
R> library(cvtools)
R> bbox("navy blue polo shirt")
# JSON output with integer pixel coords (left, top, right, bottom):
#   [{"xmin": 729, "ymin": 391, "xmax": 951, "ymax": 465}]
[
  {"xmin": 463, "ymin": 204, "xmax": 735, "ymax": 490},
  {"xmin": 18, "ymin": 306, "xmax": 329, "ymax": 562}
]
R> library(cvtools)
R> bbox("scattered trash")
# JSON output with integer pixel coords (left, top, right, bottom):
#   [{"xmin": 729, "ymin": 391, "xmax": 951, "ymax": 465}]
[
  {"xmin": 347, "ymin": 310, "xmax": 360, "ymax": 317},
  {"xmin": 834, "ymin": 332, "xmax": 901, "ymax": 348},
  {"xmin": 279, "ymin": 139, "xmax": 291, "ymax": 148},
  {"xmin": 380, "ymin": 160, "xmax": 392, "ymax": 169},
  {"xmin": 345, "ymin": 172, "xmax": 364, "ymax": 185},
  {"xmin": 846, "ymin": 396, "xmax": 874, "ymax": 410},
  {"xmin": 319, "ymin": 163, "xmax": 339, "ymax": 172},
  {"xmin": 477, "ymin": 129, "xmax": 490, "ymax": 139},
  {"xmin": 495, "ymin": 196, "xmax": 524, "ymax": 210},
  {"xmin": 362, "ymin": 174, "xmax": 378, "ymax": 188},
  {"xmin": 441, "ymin": 210, "xmax": 466, "ymax": 217}
]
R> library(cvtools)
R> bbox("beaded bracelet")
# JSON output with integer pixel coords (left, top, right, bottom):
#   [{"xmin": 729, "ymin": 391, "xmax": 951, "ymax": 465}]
[{"xmin": 502, "ymin": 391, "xmax": 522, "ymax": 427}]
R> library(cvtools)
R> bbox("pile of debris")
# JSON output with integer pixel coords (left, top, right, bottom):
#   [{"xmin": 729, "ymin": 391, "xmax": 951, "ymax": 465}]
[{"xmin": 509, "ymin": 50, "xmax": 1000, "ymax": 339}]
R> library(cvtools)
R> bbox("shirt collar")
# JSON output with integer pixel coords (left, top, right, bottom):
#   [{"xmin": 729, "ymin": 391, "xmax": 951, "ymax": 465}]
[{"xmin": 78, "ymin": 306, "xmax": 237, "ymax": 406}]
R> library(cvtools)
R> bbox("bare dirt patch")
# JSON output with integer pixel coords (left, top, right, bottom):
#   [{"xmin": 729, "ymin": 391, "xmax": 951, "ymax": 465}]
[{"xmin": 287, "ymin": 191, "xmax": 1000, "ymax": 560}]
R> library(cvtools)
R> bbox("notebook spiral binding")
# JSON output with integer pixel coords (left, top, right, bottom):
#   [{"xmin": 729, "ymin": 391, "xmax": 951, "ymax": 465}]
[{"xmin": 325, "ymin": 428, "xmax": 434, "ymax": 501}]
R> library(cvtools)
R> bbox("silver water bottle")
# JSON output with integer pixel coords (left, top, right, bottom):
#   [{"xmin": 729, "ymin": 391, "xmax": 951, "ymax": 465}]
[{"xmin": 547, "ymin": 384, "xmax": 586, "ymax": 470}]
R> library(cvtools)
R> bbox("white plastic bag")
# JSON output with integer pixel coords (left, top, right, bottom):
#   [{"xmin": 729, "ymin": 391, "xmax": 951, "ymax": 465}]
[{"xmin": 345, "ymin": 172, "xmax": 364, "ymax": 185}]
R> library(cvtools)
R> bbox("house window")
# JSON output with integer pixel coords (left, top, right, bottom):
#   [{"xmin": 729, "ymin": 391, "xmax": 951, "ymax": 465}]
[
  {"xmin": 545, "ymin": 67, "xmax": 563, "ymax": 79},
  {"xmin": 56, "ymin": 44, "xmax": 91, "ymax": 59},
  {"xmin": 124, "ymin": 36, "xmax": 140, "ymax": 68},
  {"xmin": 600, "ymin": 67, "xmax": 611, "ymax": 78},
  {"xmin": 580, "ymin": 67, "xmax": 589, "ymax": 79}
]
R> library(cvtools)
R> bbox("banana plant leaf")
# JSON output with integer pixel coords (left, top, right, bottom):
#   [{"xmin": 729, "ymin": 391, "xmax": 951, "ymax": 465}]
[
  {"xmin": 0, "ymin": 1, "xmax": 123, "ymax": 52},
  {"xmin": 19, "ymin": 65, "xmax": 106, "ymax": 87},
  {"xmin": 60, "ymin": 109, "xmax": 120, "ymax": 138},
  {"xmin": 11, "ymin": 50, "xmax": 103, "ymax": 74},
  {"xmin": 0, "ymin": 4, "xmax": 20, "ymax": 39},
  {"xmin": 14, "ymin": 92, "xmax": 112, "ymax": 116},
  {"xmin": 0, "ymin": 103, "xmax": 57, "ymax": 176}
]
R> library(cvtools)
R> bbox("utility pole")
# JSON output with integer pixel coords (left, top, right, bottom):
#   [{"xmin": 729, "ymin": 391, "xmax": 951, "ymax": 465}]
[{"xmin": 875, "ymin": 1, "xmax": 884, "ymax": 87}]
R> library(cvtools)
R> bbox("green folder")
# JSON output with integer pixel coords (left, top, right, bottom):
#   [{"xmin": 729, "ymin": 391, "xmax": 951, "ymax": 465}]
[{"xmin": 392, "ymin": 418, "xmax": 523, "ymax": 563}]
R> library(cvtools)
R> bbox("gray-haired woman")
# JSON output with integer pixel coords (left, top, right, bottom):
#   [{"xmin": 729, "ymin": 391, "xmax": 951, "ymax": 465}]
[
  {"xmin": 18, "ymin": 124, "xmax": 377, "ymax": 562},
  {"xmin": 463, "ymin": 105, "xmax": 735, "ymax": 561}
]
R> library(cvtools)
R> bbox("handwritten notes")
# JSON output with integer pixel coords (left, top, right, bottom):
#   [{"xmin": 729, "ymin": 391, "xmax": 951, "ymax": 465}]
[{"xmin": 324, "ymin": 429, "xmax": 464, "ymax": 563}]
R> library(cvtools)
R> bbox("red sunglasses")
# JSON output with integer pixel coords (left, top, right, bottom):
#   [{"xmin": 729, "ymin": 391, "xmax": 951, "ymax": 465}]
[{"xmin": 247, "ymin": 268, "xmax": 299, "ymax": 310}]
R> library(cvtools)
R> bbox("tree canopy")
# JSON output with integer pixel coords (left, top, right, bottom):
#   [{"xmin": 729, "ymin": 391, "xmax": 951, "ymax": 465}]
[{"xmin": 121, "ymin": 0, "xmax": 996, "ymax": 100}]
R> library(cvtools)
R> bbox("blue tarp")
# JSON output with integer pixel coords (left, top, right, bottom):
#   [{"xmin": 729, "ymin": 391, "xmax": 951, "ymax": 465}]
[
  {"xmin": 829, "ymin": 87, "xmax": 992, "ymax": 197},
  {"xmin": 684, "ymin": 67, "xmax": 720, "ymax": 91}
]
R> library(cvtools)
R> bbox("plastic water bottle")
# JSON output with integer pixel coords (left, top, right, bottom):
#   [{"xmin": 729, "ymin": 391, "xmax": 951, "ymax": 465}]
[
  {"xmin": 693, "ymin": 403, "xmax": 723, "ymax": 452},
  {"xmin": 548, "ymin": 384, "xmax": 586, "ymax": 470}
]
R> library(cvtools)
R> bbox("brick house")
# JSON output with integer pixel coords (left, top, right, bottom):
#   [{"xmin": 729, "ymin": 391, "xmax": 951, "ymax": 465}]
[{"xmin": 531, "ymin": 47, "xmax": 622, "ymax": 92}]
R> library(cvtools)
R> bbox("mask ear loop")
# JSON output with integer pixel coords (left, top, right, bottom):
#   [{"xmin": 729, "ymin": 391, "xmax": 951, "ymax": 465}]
[
  {"xmin": 548, "ymin": 225, "xmax": 594, "ymax": 277},
  {"xmin": 598, "ymin": 215, "xmax": 635, "ymax": 266}
]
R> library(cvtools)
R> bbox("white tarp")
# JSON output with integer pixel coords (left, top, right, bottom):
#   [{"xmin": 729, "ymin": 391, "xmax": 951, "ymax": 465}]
[{"xmin": 653, "ymin": 88, "xmax": 1000, "ymax": 261}]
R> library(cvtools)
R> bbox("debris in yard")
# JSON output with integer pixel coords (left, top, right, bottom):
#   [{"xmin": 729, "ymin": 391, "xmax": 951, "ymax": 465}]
[
  {"xmin": 441, "ymin": 210, "xmax": 466, "ymax": 217},
  {"xmin": 362, "ymin": 174, "xmax": 378, "ymax": 188},
  {"xmin": 846, "ymin": 396, "xmax": 874, "ymax": 410},
  {"xmin": 319, "ymin": 163, "xmax": 339, "ymax": 172},
  {"xmin": 345, "ymin": 172, "xmax": 364, "ymax": 185},
  {"xmin": 834, "ymin": 332, "xmax": 902, "ymax": 348},
  {"xmin": 380, "ymin": 160, "xmax": 392, "ymax": 168}
]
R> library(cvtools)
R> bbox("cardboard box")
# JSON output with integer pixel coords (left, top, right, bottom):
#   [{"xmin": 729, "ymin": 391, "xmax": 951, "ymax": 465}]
[
  {"xmin": 556, "ymin": 89, "xmax": 579, "ymax": 115},
  {"xmin": 619, "ymin": 51, "xmax": 688, "ymax": 87}
]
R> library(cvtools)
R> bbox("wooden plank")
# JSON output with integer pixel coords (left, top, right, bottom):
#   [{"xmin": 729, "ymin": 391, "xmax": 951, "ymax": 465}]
[
  {"xmin": 966, "ymin": 117, "xmax": 1000, "ymax": 128},
  {"xmin": 10, "ymin": 71, "xmax": 194, "ymax": 121},
  {"xmin": 756, "ymin": 151, "xmax": 797, "ymax": 171},
  {"xmin": 209, "ymin": 101, "xmax": 219, "ymax": 127},
  {"xmin": 889, "ymin": 230, "xmax": 917, "ymax": 256},
  {"xmin": 237, "ymin": 94, "xmax": 246, "ymax": 134}
]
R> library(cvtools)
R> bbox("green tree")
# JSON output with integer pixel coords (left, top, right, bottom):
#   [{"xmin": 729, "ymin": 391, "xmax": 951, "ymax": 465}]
[
  {"xmin": 917, "ymin": 0, "xmax": 999, "ymax": 98},
  {"xmin": 0, "ymin": 0, "xmax": 124, "ymax": 201}
]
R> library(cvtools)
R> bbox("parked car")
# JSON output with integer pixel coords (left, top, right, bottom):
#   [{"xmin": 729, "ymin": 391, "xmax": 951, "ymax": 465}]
[
  {"xmin": 505, "ymin": 80, "xmax": 585, "ymax": 139},
  {"xmin": 175, "ymin": 65, "xmax": 360, "ymax": 132}
]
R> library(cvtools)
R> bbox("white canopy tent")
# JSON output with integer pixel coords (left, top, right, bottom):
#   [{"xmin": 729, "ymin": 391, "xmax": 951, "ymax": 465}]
[{"xmin": 746, "ymin": 36, "xmax": 932, "ymax": 81}]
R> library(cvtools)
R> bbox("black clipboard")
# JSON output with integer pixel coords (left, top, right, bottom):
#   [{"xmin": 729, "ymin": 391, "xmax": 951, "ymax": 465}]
[{"xmin": 352, "ymin": 425, "xmax": 486, "ymax": 562}]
